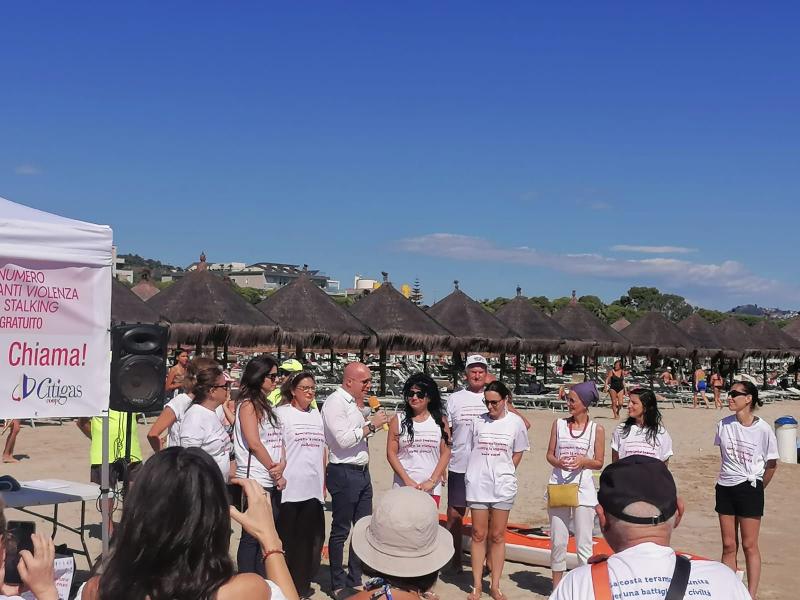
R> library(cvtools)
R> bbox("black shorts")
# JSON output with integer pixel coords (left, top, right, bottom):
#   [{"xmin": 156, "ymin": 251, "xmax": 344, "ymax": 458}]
[
  {"xmin": 448, "ymin": 471, "xmax": 467, "ymax": 509},
  {"xmin": 90, "ymin": 461, "xmax": 142, "ymax": 488},
  {"xmin": 715, "ymin": 480, "xmax": 764, "ymax": 518}
]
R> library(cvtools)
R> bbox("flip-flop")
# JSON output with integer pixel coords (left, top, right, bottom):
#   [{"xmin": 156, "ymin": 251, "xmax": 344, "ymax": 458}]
[{"xmin": 467, "ymin": 586, "xmax": 482, "ymax": 600}]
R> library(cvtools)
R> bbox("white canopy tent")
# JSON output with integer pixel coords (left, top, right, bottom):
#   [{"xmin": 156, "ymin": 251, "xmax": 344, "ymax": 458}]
[{"xmin": 0, "ymin": 196, "xmax": 113, "ymax": 418}]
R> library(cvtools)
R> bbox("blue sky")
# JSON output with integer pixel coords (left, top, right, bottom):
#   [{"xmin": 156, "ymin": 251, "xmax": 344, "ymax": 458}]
[{"xmin": 1, "ymin": 3, "xmax": 797, "ymax": 310}]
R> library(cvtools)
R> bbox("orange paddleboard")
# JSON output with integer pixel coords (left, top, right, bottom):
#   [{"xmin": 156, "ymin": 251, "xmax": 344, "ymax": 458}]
[{"xmin": 439, "ymin": 516, "xmax": 705, "ymax": 569}]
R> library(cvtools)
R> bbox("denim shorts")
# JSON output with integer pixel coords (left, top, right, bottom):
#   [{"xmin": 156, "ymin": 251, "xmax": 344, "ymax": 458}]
[{"xmin": 467, "ymin": 500, "xmax": 514, "ymax": 511}]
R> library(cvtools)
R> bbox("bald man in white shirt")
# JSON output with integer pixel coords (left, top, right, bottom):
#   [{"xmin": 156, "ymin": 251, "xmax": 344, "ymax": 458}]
[{"xmin": 322, "ymin": 362, "xmax": 389, "ymax": 597}]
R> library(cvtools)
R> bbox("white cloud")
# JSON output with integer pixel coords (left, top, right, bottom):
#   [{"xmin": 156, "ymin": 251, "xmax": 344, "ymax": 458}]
[
  {"xmin": 589, "ymin": 201, "xmax": 611, "ymax": 210},
  {"xmin": 14, "ymin": 164, "xmax": 42, "ymax": 176},
  {"xmin": 611, "ymin": 244, "xmax": 697, "ymax": 254},
  {"xmin": 394, "ymin": 233, "xmax": 798, "ymax": 300}
]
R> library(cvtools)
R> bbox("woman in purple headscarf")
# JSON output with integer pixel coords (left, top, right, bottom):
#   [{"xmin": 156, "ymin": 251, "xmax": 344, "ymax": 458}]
[{"xmin": 545, "ymin": 381, "xmax": 606, "ymax": 591}]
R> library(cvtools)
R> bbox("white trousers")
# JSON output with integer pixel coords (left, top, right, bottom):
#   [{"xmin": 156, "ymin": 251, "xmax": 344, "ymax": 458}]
[{"xmin": 548, "ymin": 505, "xmax": 596, "ymax": 571}]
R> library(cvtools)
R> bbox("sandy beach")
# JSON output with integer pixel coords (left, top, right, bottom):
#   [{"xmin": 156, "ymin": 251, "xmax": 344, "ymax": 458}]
[{"xmin": 1, "ymin": 400, "xmax": 797, "ymax": 599}]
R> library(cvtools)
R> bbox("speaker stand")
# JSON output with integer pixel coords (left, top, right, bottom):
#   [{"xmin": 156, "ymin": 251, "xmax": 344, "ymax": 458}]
[
  {"xmin": 100, "ymin": 412, "xmax": 111, "ymax": 555},
  {"xmin": 122, "ymin": 411, "xmax": 133, "ymax": 496}
]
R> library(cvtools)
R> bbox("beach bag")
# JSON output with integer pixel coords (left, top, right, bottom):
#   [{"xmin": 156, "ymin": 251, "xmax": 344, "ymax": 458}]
[
  {"xmin": 547, "ymin": 421, "xmax": 594, "ymax": 509},
  {"xmin": 547, "ymin": 480, "xmax": 580, "ymax": 508}
]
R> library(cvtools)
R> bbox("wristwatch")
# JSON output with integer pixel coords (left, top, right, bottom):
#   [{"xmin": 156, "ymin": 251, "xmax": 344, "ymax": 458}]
[{"xmin": 367, "ymin": 422, "xmax": 377, "ymax": 434}]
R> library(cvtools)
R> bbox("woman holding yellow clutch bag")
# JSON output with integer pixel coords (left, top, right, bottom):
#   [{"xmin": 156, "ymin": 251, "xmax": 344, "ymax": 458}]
[{"xmin": 545, "ymin": 381, "xmax": 605, "ymax": 591}]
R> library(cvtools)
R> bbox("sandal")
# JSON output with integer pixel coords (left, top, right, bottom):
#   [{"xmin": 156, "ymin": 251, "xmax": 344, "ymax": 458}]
[
  {"xmin": 467, "ymin": 586, "xmax": 482, "ymax": 600},
  {"xmin": 489, "ymin": 587, "xmax": 507, "ymax": 600}
]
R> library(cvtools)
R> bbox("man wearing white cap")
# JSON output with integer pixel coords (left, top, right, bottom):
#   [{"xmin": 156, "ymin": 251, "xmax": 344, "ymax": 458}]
[{"xmin": 444, "ymin": 354, "xmax": 491, "ymax": 572}]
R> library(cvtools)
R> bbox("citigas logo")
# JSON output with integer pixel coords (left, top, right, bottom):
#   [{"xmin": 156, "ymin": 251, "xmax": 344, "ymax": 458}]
[{"xmin": 11, "ymin": 374, "xmax": 83, "ymax": 405}]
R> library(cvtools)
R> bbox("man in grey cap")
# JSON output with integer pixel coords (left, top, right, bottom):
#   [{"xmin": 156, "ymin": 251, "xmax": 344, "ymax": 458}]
[
  {"xmin": 550, "ymin": 456, "xmax": 750, "ymax": 600},
  {"xmin": 444, "ymin": 354, "xmax": 491, "ymax": 572}
]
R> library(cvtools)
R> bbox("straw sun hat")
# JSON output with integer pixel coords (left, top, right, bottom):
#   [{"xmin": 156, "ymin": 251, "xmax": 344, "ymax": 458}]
[{"xmin": 351, "ymin": 487, "xmax": 454, "ymax": 578}]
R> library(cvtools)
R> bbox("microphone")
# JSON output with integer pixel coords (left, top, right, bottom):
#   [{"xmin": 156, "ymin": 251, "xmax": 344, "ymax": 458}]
[{"xmin": 368, "ymin": 395, "xmax": 389, "ymax": 431}]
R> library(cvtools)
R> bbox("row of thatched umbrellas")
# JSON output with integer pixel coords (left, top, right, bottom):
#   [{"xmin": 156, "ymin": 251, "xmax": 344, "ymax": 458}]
[{"xmin": 112, "ymin": 260, "xmax": 800, "ymax": 394}]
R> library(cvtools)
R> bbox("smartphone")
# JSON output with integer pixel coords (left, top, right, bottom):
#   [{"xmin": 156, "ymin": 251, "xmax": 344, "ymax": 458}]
[{"xmin": 4, "ymin": 521, "xmax": 35, "ymax": 585}]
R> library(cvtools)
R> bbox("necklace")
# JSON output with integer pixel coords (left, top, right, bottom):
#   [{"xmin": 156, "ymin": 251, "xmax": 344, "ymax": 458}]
[{"xmin": 568, "ymin": 417, "xmax": 589, "ymax": 438}]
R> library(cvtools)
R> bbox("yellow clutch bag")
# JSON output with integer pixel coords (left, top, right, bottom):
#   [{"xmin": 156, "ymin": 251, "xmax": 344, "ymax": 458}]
[{"xmin": 547, "ymin": 483, "xmax": 580, "ymax": 508}]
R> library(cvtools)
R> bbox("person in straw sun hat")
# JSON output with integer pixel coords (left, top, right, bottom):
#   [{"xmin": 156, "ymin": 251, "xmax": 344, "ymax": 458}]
[{"xmin": 349, "ymin": 487, "xmax": 455, "ymax": 600}]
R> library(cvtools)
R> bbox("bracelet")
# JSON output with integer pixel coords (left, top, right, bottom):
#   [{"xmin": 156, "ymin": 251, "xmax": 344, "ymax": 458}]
[{"xmin": 262, "ymin": 548, "xmax": 285, "ymax": 559}]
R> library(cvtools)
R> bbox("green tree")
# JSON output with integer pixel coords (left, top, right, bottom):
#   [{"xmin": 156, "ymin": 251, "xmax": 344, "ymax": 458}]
[
  {"xmin": 528, "ymin": 295, "xmax": 552, "ymax": 314},
  {"xmin": 551, "ymin": 296, "xmax": 572, "ymax": 312},
  {"xmin": 605, "ymin": 303, "xmax": 639, "ymax": 324},
  {"xmin": 332, "ymin": 295, "xmax": 356, "ymax": 307},
  {"xmin": 695, "ymin": 308, "xmax": 726, "ymax": 324},
  {"xmin": 659, "ymin": 294, "xmax": 693, "ymax": 322},
  {"xmin": 234, "ymin": 286, "xmax": 268, "ymax": 304},
  {"xmin": 578, "ymin": 295, "xmax": 606, "ymax": 320},
  {"xmin": 480, "ymin": 297, "xmax": 510, "ymax": 313}
]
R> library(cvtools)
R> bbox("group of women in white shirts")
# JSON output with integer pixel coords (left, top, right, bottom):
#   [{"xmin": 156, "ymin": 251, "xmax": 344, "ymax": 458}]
[
  {"xmin": 149, "ymin": 352, "xmax": 779, "ymax": 600},
  {"xmin": 148, "ymin": 354, "xmax": 326, "ymax": 599}
]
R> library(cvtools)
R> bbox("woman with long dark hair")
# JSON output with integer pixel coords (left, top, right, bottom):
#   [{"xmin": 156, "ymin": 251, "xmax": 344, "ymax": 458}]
[
  {"xmin": 611, "ymin": 388, "xmax": 673, "ymax": 463},
  {"xmin": 387, "ymin": 373, "xmax": 451, "ymax": 507},
  {"xmin": 715, "ymin": 380, "xmax": 779, "ymax": 599},
  {"xmin": 274, "ymin": 371, "xmax": 326, "ymax": 599},
  {"xmin": 75, "ymin": 447, "xmax": 299, "ymax": 600},
  {"xmin": 465, "ymin": 381, "xmax": 529, "ymax": 600},
  {"xmin": 180, "ymin": 360, "xmax": 233, "ymax": 481},
  {"xmin": 234, "ymin": 354, "xmax": 286, "ymax": 576},
  {"xmin": 604, "ymin": 359, "xmax": 626, "ymax": 419}
]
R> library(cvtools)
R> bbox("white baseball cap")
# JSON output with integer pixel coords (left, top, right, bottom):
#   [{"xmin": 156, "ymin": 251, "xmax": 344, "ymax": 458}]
[{"xmin": 465, "ymin": 354, "xmax": 488, "ymax": 369}]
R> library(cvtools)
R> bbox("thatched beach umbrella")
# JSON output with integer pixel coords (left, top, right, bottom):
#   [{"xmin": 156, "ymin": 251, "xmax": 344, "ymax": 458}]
[
  {"xmin": 147, "ymin": 254, "xmax": 279, "ymax": 350},
  {"xmin": 783, "ymin": 318, "xmax": 800, "ymax": 341},
  {"xmin": 111, "ymin": 278, "xmax": 162, "ymax": 325},
  {"xmin": 131, "ymin": 270, "xmax": 160, "ymax": 301},
  {"xmin": 427, "ymin": 281, "xmax": 521, "ymax": 389},
  {"xmin": 715, "ymin": 317, "xmax": 761, "ymax": 357},
  {"xmin": 747, "ymin": 320, "xmax": 800, "ymax": 389},
  {"xmin": 427, "ymin": 281, "xmax": 521, "ymax": 353},
  {"xmin": 677, "ymin": 314, "xmax": 731, "ymax": 359},
  {"xmin": 494, "ymin": 287, "xmax": 591, "ymax": 386},
  {"xmin": 551, "ymin": 293, "xmax": 631, "ymax": 358},
  {"xmin": 349, "ymin": 273, "xmax": 455, "ymax": 394},
  {"xmin": 610, "ymin": 317, "xmax": 631, "ymax": 332},
  {"xmin": 257, "ymin": 272, "xmax": 374, "ymax": 370},
  {"xmin": 621, "ymin": 312, "xmax": 698, "ymax": 387}
]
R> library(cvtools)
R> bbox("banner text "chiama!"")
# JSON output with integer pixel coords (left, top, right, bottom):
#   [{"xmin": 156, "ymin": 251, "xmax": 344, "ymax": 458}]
[{"xmin": 7, "ymin": 341, "xmax": 87, "ymax": 367}]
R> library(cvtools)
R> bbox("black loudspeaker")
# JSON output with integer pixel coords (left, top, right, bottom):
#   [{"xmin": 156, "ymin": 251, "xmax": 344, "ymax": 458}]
[{"xmin": 110, "ymin": 324, "xmax": 169, "ymax": 412}]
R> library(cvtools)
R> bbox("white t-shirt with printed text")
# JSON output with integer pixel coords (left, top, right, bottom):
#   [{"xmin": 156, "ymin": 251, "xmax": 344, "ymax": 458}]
[
  {"xmin": 715, "ymin": 414, "xmax": 779, "ymax": 487},
  {"xmin": 465, "ymin": 412, "xmax": 529, "ymax": 504},
  {"xmin": 234, "ymin": 403, "xmax": 283, "ymax": 488},
  {"xmin": 165, "ymin": 393, "xmax": 226, "ymax": 448},
  {"xmin": 612, "ymin": 423, "xmax": 673, "ymax": 462},
  {"xmin": 392, "ymin": 413, "xmax": 445, "ymax": 496},
  {"xmin": 274, "ymin": 404, "xmax": 326, "ymax": 503},
  {"xmin": 549, "ymin": 542, "xmax": 750, "ymax": 600},
  {"xmin": 445, "ymin": 388, "xmax": 488, "ymax": 473},
  {"xmin": 180, "ymin": 404, "xmax": 232, "ymax": 482}
]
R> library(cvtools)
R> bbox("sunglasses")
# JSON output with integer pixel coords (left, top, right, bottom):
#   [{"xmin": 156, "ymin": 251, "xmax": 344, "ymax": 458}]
[
  {"xmin": 484, "ymin": 398, "xmax": 502, "ymax": 407},
  {"xmin": 728, "ymin": 390, "xmax": 750, "ymax": 399},
  {"xmin": 265, "ymin": 373, "xmax": 279, "ymax": 381},
  {"xmin": 406, "ymin": 390, "xmax": 427, "ymax": 399}
]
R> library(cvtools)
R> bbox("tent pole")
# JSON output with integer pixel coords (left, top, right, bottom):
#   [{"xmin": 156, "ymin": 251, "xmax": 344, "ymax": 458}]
[
  {"xmin": 543, "ymin": 353, "xmax": 548, "ymax": 385},
  {"xmin": 222, "ymin": 342, "xmax": 229, "ymax": 369},
  {"xmin": 100, "ymin": 412, "xmax": 110, "ymax": 555},
  {"xmin": 452, "ymin": 351, "xmax": 459, "ymax": 390},
  {"xmin": 277, "ymin": 342, "xmax": 282, "ymax": 361},
  {"xmin": 379, "ymin": 347, "xmax": 387, "ymax": 396},
  {"xmin": 762, "ymin": 356, "xmax": 768, "ymax": 391},
  {"xmin": 330, "ymin": 347, "xmax": 335, "ymax": 374},
  {"xmin": 499, "ymin": 353, "xmax": 506, "ymax": 382},
  {"xmin": 515, "ymin": 353, "xmax": 521, "ymax": 394},
  {"xmin": 650, "ymin": 354, "xmax": 655, "ymax": 390},
  {"xmin": 423, "ymin": 351, "xmax": 428, "ymax": 374},
  {"xmin": 359, "ymin": 347, "xmax": 365, "ymax": 363}
]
